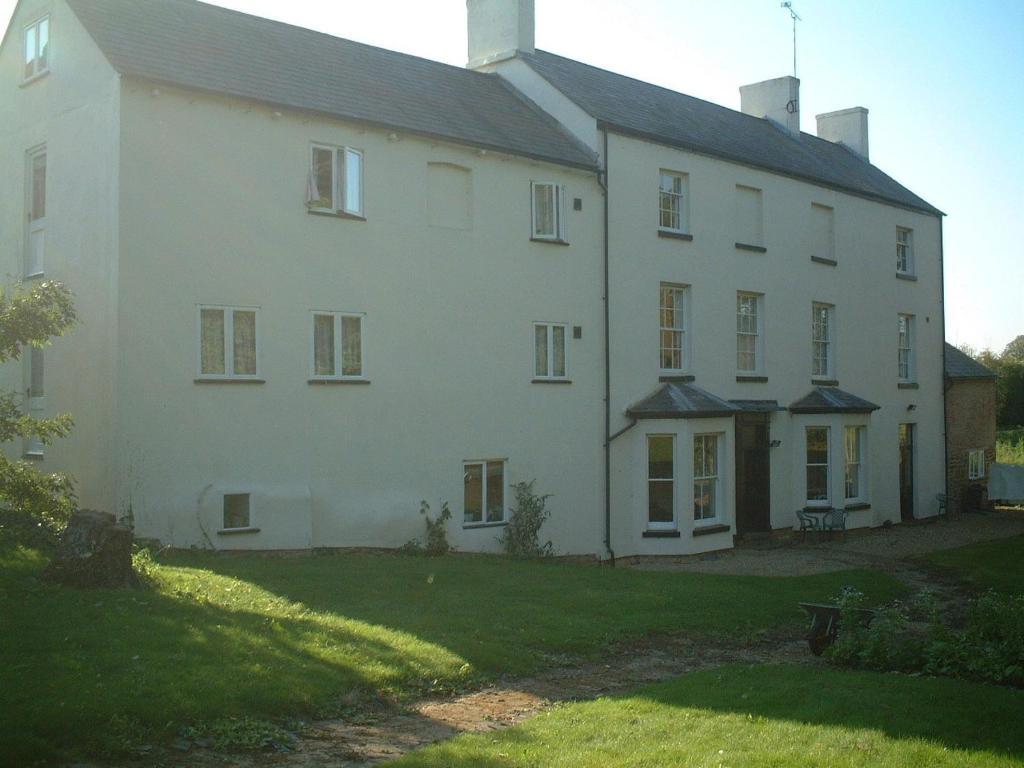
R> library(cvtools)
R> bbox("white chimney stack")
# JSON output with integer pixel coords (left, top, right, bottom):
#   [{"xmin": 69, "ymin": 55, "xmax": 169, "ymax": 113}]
[
  {"xmin": 467, "ymin": 0, "xmax": 535, "ymax": 68},
  {"xmin": 816, "ymin": 107, "xmax": 870, "ymax": 161},
  {"xmin": 739, "ymin": 76, "xmax": 801, "ymax": 138}
]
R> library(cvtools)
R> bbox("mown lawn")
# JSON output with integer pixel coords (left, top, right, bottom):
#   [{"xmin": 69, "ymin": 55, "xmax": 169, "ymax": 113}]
[
  {"xmin": 0, "ymin": 545, "xmax": 905, "ymax": 763},
  {"xmin": 394, "ymin": 664, "xmax": 1024, "ymax": 767},
  {"xmin": 920, "ymin": 533, "xmax": 1024, "ymax": 594}
]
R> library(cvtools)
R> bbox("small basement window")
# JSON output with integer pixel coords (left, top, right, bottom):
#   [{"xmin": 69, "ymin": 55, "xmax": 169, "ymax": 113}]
[{"xmin": 223, "ymin": 493, "xmax": 251, "ymax": 530}]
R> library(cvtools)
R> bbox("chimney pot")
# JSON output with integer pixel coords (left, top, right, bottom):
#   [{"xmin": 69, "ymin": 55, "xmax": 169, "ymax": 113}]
[
  {"xmin": 467, "ymin": 0, "xmax": 535, "ymax": 69},
  {"xmin": 739, "ymin": 76, "xmax": 801, "ymax": 137},
  {"xmin": 816, "ymin": 107, "xmax": 870, "ymax": 161}
]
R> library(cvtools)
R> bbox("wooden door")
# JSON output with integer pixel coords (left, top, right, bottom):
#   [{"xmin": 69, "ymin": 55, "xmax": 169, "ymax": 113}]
[
  {"xmin": 899, "ymin": 423, "xmax": 915, "ymax": 521},
  {"xmin": 735, "ymin": 414, "xmax": 771, "ymax": 534}
]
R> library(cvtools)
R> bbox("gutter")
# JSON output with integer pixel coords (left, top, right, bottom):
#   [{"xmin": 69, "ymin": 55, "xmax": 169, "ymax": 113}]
[{"xmin": 599, "ymin": 129, "xmax": 615, "ymax": 566}]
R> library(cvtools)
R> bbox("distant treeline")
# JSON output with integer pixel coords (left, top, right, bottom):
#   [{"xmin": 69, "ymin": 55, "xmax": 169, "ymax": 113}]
[{"xmin": 960, "ymin": 335, "xmax": 1024, "ymax": 428}]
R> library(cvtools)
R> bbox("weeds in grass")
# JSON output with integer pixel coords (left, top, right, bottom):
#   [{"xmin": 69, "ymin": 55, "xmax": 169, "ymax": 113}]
[{"xmin": 997, "ymin": 428, "xmax": 1024, "ymax": 464}]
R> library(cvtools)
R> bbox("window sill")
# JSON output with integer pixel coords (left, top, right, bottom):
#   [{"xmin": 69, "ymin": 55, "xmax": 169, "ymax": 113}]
[
  {"xmin": 22, "ymin": 452, "xmax": 44, "ymax": 461},
  {"xmin": 19, "ymin": 70, "xmax": 50, "ymax": 88},
  {"xmin": 812, "ymin": 378, "xmax": 839, "ymax": 387},
  {"xmin": 308, "ymin": 378, "xmax": 371, "ymax": 385},
  {"xmin": 896, "ymin": 273, "xmax": 918, "ymax": 282},
  {"xmin": 530, "ymin": 237, "xmax": 570, "ymax": 247},
  {"xmin": 811, "ymin": 255, "xmax": 837, "ymax": 267},
  {"xmin": 693, "ymin": 523, "xmax": 730, "ymax": 537},
  {"xmin": 642, "ymin": 529, "xmax": 680, "ymax": 538},
  {"xmin": 844, "ymin": 502, "xmax": 871, "ymax": 512},
  {"xmin": 659, "ymin": 374, "xmax": 695, "ymax": 383},
  {"xmin": 898, "ymin": 382, "xmax": 919, "ymax": 390},
  {"xmin": 194, "ymin": 378, "xmax": 266, "ymax": 385},
  {"xmin": 658, "ymin": 229, "xmax": 693, "ymax": 242},
  {"xmin": 532, "ymin": 378, "xmax": 572, "ymax": 385},
  {"xmin": 217, "ymin": 526, "xmax": 261, "ymax": 536},
  {"xmin": 23, "ymin": 271, "xmax": 45, "ymax": 281},
  {"xmin": 307, "ymin": 208, "xmax": 367, "ymax": 222},
  {"xmin": 463, "ymin": 521, "xmax": 507, "ymax": 530},
  {"xmin": 735, "ymin": 243, "xmax": 767, "ymax": 253},
  {"xmin": 736, "ymin": 375, "xmax": 768, "ymax": 383}
]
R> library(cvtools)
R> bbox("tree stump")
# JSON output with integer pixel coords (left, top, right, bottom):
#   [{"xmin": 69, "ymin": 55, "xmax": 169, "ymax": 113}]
[{"xmin": 43, "ymin": 510, "xmax": 140, "ymax": 589}]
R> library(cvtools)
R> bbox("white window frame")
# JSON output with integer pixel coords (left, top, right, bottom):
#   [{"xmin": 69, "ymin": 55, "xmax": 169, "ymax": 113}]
[
  {"xmin": 896, "ymin": 227, "xmax": 914, "ymax": 275},
  {"xmin": 310, "ymin": 311, "xmax": 366, "ymax": 381},
  {"xmin": 844, "ymin": 426, "xmax": 867, "ymax": 504},
  {"xmin": 811, "ymin": 302, "xmax": 834, "ymax": 380},
  {"xmin": 658, "ymin": 171, "xmax": 688, "ymax": 234},
  {"xmin": 22, "ymin": 15, "xmax": 50, "ymax": 84},
  {"xmin": 968, "ymin": 449, "xmax": 985, "ymax": 481},
  {"xmin": 307, "ymin": 144, "xmax": 364, "ymax": 217},
  {"xmin": 24, "ymin": 347, "xmax": 45, "ymax": 458},
  {"xmin": 196, "ymin": 305, "xmax": 261, "ymax": 380},
  {"xmin": 736, "ymin": 292, "xmax": 764, "ymax": 374},
  {"xmin": 805, "ymin": 426, "xmax": 831, "ymax": 507},
  {"xmin": 532, "ymin": 322, "xmax": 568, "ymax": 381},
  {"xmin": 898, "ymin": 314, "xmax": 915, "ymax": 382},
  {"xmin": 646, "ymin": 434, "xmax": 676, "ymax": 531},
  {"xmin": 222, "ymin": 492, "xmax": 253, "ymax": 531},
  {"xmin": 693, "ymin": 433, "xmax": 721, "ymax": 524},
  {"xmin": 530, "ymin": 181, "xmax": 567, "ymax": 242},
  {"xmin": 659, "ymin": 283, "xmax": 689, "ymax": 374},
  {"xmin": 25, "ymin": 145, "xmax": 46, "ymax": 278},
  {"xmin": 463, "ymin": 459, "xmax": 506, "ymax": 525}
]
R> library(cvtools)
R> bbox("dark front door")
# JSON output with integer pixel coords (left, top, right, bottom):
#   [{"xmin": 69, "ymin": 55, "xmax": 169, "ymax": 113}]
[
  {"xmin": 735, "ymin": 413, "xmax": 771, "ymax": 535},
  {"xmin": 899, "ymin": 423, "xmax": 915, "ymax": 521}
]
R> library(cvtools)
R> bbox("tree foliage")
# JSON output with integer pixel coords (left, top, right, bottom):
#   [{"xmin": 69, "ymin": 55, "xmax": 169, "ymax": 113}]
[
  {"xmin": 0, "ymin": 282, "xmax": 77, "ymax": 532},
  {"xmin": 960, "ymin": 340, "xmax": 1024, "ymax": 428}
]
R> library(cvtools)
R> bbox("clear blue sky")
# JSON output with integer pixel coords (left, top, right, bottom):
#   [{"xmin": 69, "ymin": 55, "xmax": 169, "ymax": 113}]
[{"xmin": 3, "ymin": 0, "xmax": 1021, "ymax": 352}]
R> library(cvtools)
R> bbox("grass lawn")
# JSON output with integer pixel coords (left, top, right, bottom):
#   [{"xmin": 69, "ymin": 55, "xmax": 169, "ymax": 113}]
[
  {"xmin": 920, "ymin": 533, "xmax": 1024, "ymax": 594},
  {"xmin": 394, "ymin": 664, "xmax": 1024, "ymax": 767},
  {"xmin": 0, "ymin": 545, "xmax": 905, "ymax": 763}
]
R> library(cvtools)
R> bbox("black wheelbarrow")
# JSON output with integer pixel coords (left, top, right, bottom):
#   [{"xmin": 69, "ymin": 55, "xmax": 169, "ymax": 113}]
[{"xmin": 798, "ymin": 602, "xmax": 875, "ymax": 656}]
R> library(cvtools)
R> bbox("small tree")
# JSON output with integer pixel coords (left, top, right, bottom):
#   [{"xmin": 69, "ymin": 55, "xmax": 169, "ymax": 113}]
[
  {"xmin": 499, "ymin": 480, "xmax": 553, "ymax": 558},
  {"xmin": 0, "ymin": 282, "xmax": 77, "ymax": 533}
]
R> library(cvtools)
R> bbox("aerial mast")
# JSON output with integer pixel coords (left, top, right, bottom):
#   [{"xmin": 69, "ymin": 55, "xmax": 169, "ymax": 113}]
[{"xmin": 781, "ymin": 2, "xmax": 802, "ymax": 78}]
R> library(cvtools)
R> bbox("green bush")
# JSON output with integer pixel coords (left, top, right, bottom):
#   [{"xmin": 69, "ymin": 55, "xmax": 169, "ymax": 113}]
[
  {"xmin": 499, "ymin": 480, "xmax": 553, "ymax": 558},
  {"xmin": 401, "ymin": 501, "xmax": 452, "ymax": 556}
]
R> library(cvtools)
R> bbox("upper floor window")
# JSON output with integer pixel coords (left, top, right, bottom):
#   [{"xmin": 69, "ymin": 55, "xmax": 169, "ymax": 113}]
[
  {"xmin": 896, "ymin": 227, "xmax": 914, "ymax": 275},
  {"xmin": 736, "ymin": 292, "xmax": 763, "ymax": 374},
  {"xmin": 968, "ymin": 449, "xmax": 985, "ymax": 480},
  {"xmin": 198, "ymin": 305, "xmax": 260, "ymax": 380},
  {"xmin": 25, "ymin": 347, "xmax": 44, "ymax": 457},
  {"xmin": 811, "ymin": 302, "xmax": 834, "ymax": 380},
  {"xmin": 735, "ymin": 184, "xmax": 764, "ymax": 249},
  {"xmin": 23, "ymin": 16, "xmax": 50, "ymax": 82},
  {"xmin": 531, "ymin": 182, "xmax": 566, "ymax": 242},
  {"xmin": 693, "ymin": 433, "xmax": 721, "ymax": 523},
  {"xmin": 534, "ymin": 322, "xmax": 567, "ymax": 381},
  {"xmin": 658, "ymin": 171, "xmax": 688, "ymax": 233},
  {"xmin": 464, "ymin": 460, "xmax": 505, "ymax": 525},
  {"xmin": 307, "ymin": 144, "xmax": 363, "ymax": 217},
  {"xmin": 806, "ymin": 426, "xmax": 830, "ymax": 506},
  {"xmin": 844, "ymin": 426, "xmax": 866, "ymax": 503},
  {"xmin": 811, "ymin": 203, "xmax": 835, "ymax": 263},
  {"xmin": 25, "ymin": 147, "xmax": 46, "ymax": 278},
  {"xmin": 659, "ymin": 283, "xmax": 689, "ymax": 373},
  {"xmin": 898, "ymin": 314, "xmax": 915, "ymax": 382},
  {"xmin": 311, "ymin": 311, "xmax": 364, "ymax": 380}
]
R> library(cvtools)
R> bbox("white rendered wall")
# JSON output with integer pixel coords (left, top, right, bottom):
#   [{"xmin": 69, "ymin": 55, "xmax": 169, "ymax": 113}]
[
  {"xmin": 0, "ymin": 0, "xmax": 121, "ymax": 514},
  {"xmin": 114, "ymin": 82, "xmax": 606, "ymax": 553}
]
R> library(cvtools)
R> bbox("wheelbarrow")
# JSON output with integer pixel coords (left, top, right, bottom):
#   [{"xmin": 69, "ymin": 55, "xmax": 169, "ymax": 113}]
[{"xmin": 798, "ymin": 602, "xmax": 875, "ymax": 656}]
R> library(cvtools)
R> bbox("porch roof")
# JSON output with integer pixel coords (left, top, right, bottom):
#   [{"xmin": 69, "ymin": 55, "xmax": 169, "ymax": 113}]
[
  {"xmin": 627, "ymin": 382, "xmax": 741, "ymax": 419},
  {"xmin": 788, "ymin": 387, "xmax": 880, "ymax": 414}
]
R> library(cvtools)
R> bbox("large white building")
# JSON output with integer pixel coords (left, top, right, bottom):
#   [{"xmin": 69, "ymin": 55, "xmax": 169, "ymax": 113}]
[{"xmin": 1, "ymin": 0, "xmax": 946, "ymax": 558}]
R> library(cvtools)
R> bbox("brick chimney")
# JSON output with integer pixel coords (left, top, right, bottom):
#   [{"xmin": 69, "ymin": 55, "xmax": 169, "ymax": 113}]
[
  {"xmin": 816, "ymin": 107, "xmax": 870, "ymax": 161},
  {"xmin": 467, "ymin": 0, "xmax": 535, "ymax": 68},
  {"xmin": 740, "ymin": 76, "xmax": 801, "ymax": 138}
]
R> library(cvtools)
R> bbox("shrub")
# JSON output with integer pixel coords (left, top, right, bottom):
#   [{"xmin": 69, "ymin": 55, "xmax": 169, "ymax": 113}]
[
  {"xmin": 402, "ymin": 501, "xmax": 452, "ymax": 556},
  {"xmin": 499, "ymin": 480, "xmax": 553, "ymax": 558}
]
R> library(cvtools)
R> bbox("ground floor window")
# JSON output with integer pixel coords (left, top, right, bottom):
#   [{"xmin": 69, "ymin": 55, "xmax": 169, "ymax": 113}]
[
  {"xmin": 844, "ymin": 426, "xmax": 866, "ymax": 503},
  {"xmin": 223, "ymin": 493, "xmax": 251, "ymax": 530},
  {"xmin": 806, "ymin": 426, "xmax": 830, "ymax": 505},
  {"xmin": 968, "ymin": 449, "xmax": 985, "ymax": 480},
  {"xmin": 647, "ymin": 435, "xmax": 675, "ymax": 529},
  {"xmin": 198, "ymin": 305, "xmax": 259, "ymax": 379},
  {"xmin": 311, "ymin": 311, "xmax": 364, "ymax": 379},
  {"xmin": 464, "ymin": 460, "xmax": 505, "ymax": 524},
  {"xmin": 693, "ymin": 433, "xmax": 720, "ymax": 522}
]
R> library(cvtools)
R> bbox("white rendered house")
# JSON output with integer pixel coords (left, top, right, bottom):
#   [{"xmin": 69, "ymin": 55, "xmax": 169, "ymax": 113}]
[{"xmin": 0, "ymin": 0, "xmax": 946, "ymax": 558}]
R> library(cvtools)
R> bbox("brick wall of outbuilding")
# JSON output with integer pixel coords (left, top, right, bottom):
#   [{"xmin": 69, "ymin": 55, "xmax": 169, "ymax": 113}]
[{"xmin": 945, "ymin": 379, "xmax": 997, "ymax": 514}]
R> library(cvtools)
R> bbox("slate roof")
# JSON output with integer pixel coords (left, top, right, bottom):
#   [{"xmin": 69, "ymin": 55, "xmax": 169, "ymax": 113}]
[
  {"xmin": 520, "ymin": 50, "xmax": 941, "ymax": 215},
  {"xmin": 63, "ymin": 0, "xmax": 598, "ymax": 170},
  {"xmin": 628, "ymin": 383, "xmax": 741, "ymax": 419},
  {"xmin": 730, "ymin": 400, "xmax": 784, "ymax": 413},
  {"xmin": 945, "ymin": 343, "xmax": 997, "ymax": 380},
  {"xmin": 789, "ymin": 387, "xmax": 880, "ymax": 414}
]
